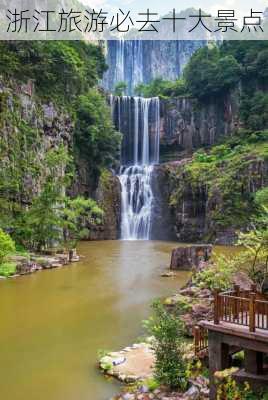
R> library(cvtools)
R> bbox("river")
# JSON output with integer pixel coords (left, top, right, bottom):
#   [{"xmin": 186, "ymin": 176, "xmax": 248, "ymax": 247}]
[{"xmin": 0, "ymin": 241, "xmax": 232, "ymax": 400}]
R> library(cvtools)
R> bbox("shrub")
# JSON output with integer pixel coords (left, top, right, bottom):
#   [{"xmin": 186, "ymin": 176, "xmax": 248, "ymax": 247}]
[
  {"xmin": 146, "ymin": 301, "xmax": 188, "ymax": 390},
  {"xmin": 134, "ymin": 77, "xmax": 188, "ymax": 98},
  {"xmin": 114, "ymin": 81, "xmax": 127, "ymax": 96},
  {"xmin": 143, "ymin": 377, "xmax": 160, "ymax": 392},
  {"xmin": 0, "ymin": 228, "xmax": 15, "ymax": 264},
  {"xmin": 215, "ymin": 370, "xmax": 257, "ymax": 400},
  {"xmin": 193, "ymin": 256, "xmax": 236, "ymax": 291},
  {"xmin": 0, "ymin": 262, "xmax": 16, "ymax": 277}
]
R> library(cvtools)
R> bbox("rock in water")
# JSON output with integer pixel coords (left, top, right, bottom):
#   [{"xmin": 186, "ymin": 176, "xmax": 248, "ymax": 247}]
[{"xmin": 170, "ymin": 245, "xmax": 212, "ymax": 270}]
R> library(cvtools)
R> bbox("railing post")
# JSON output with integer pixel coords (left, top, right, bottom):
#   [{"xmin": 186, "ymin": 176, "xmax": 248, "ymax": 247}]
[
  {"xmin": 251, "ymin": 283, "xmax": 257, "ymax": 293},
  {"xmin": 249, "ymin": 292, "xmax": 256, "ymax": 332},
  {"xmin": 214, "ymin": 289, "xmax": 220, "ymax": 325},
  {"xmin": 194, "ymin": 326, "xmax": 200, "ymax": 355},
  {"xmin": 234, "ymin": 284, "xmax": 240, "ymax": 320}
]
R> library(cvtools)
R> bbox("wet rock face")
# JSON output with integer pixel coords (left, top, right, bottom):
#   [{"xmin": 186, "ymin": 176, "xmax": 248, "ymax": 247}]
[
  {"xmin": 150, "ymin": 165, "xmax": 176, "ymax": 240},
  {"xmin": 170, "ymin": 245, "xmax": 212, "ymax": 270},
  {"xmin": 159, "ymin": 94, "xmax": 240, "ymax": 160},
  {"xmin": 90, "ymin": 172, "xmax": 121, "ymax": 240}
]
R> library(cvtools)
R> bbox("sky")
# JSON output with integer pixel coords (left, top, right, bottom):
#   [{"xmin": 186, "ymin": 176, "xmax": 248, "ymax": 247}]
[{"xmin": 80, "ymin": 0, "xmax": 267, "ymax": 24}]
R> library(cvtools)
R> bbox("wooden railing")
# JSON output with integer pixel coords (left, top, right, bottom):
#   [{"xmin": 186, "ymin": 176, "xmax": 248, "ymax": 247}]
[
  {"xmin": 194, "ymin": 325, "xmax": 208, "ymax": 356},
  {"xmin": 214, "ymin": 284, "xmax": 268, "ymax": 332}
]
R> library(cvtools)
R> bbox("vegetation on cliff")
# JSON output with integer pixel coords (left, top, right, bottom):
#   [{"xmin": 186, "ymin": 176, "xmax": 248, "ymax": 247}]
[
  {"xmin": 74, "ymin": 89, "xmax": 121, "ymax": 181},
  {"xmin": 169, "ymin": 130, "xmax": 268, "ymax": 239}
]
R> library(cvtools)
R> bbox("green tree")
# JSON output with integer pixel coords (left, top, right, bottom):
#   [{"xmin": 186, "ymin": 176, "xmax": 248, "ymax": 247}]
[
  {"xmin": 62, "ymin": 196, "xmax": 103, "ymax": 248},
  {"xmin": 21, "ymin": 181, "xmax": 64, "ymax": 251},
  {"xmin": 14, "ymin": 145, "xmax": 71, "ymax": 251}
]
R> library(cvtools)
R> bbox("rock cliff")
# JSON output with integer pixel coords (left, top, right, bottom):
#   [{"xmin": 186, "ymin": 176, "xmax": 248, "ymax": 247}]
[
  {"xmin": 0, "ymin": 78, "xmax": 121, "ymax": 240},
  {"xmin": 0, "ymin": 78, "xmax": 72, "ymax": 204},
  {"xmin": 159, "ymin": 93, "xmax": 240, "ymax": 161},
  {"xmin": 153, "ymin": 155, "xmax": 268, "ymax": 244}
]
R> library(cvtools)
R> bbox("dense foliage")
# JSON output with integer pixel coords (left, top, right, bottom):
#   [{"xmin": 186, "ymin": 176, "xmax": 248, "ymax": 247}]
[
  {"xmin": 193, "ymin": 187, "xmax": 268, "ymax": 290},
  {"xmin": 0, "ymin": 41, "xmax": 107, "ymax": 106},
  {"xmin": 183, "ymin": 46, "xmax": 241, "ymax": 100},
  {"xmin": 62, "ymin": 196, "xmax": 103, "ymax": 249}
]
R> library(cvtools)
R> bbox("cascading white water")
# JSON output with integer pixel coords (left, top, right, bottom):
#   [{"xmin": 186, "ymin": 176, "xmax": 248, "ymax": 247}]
[
  {"xmin": 119, "ymin": 164, "xmax": 154, "ymax": 240},
  {"xmin": 111, "ymin": 96, "xmax": 160, "ymax": 240}
]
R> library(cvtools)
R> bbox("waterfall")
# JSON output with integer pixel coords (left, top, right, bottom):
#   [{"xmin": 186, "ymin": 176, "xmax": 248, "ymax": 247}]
[{"xmin": 111, "ymin": 96, "xmax": 160, "ymax": 240}]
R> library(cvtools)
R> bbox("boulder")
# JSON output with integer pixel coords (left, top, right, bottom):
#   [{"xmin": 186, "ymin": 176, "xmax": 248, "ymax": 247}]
[
  {"xmin": 181, "ymin": 300, "xmax": 213, "ymax": 336},
  {"xmin": 15, "ymin": 260, "xmax": 41, "ymax": 275},
  {"xmin": 170, "ymin": 245, "xmax": 212, "ymax": 270},
  {"xmin": 182, "ymin": 385, "xmax": 199, "ymax": 400},
  {"xmin": 161, "ymin": 271, "xmax": 176, "ymax": 277},
  {"xmin": 232, "ymin": 271, "xmax": 254, "ymax": 291}
]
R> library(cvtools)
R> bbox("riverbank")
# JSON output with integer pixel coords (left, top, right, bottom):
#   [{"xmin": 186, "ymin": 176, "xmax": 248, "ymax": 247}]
[{"xmin": 1, "ymin": 250, "xmax": 80, "ymax": 278}]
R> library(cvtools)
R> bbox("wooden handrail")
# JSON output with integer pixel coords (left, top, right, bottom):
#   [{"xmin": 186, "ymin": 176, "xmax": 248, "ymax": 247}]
[{"xmin": 213, "ymin": 285, "xmax": 268, "ymax": 332}]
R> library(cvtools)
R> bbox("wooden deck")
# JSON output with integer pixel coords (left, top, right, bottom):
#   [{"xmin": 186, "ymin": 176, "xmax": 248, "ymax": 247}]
[
  {"xmin": 194, "ymin": 284, "xmax": 268, "ymax": 356},
  {"xmin": 194, "ymin": 285, "xmax": 268, "ymax": 399}
]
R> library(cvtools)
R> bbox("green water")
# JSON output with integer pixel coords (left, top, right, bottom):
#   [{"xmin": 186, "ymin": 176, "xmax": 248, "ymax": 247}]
[{"xmin": 0, "ymin": 241, "xmax": 231, "ymax": 400}]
